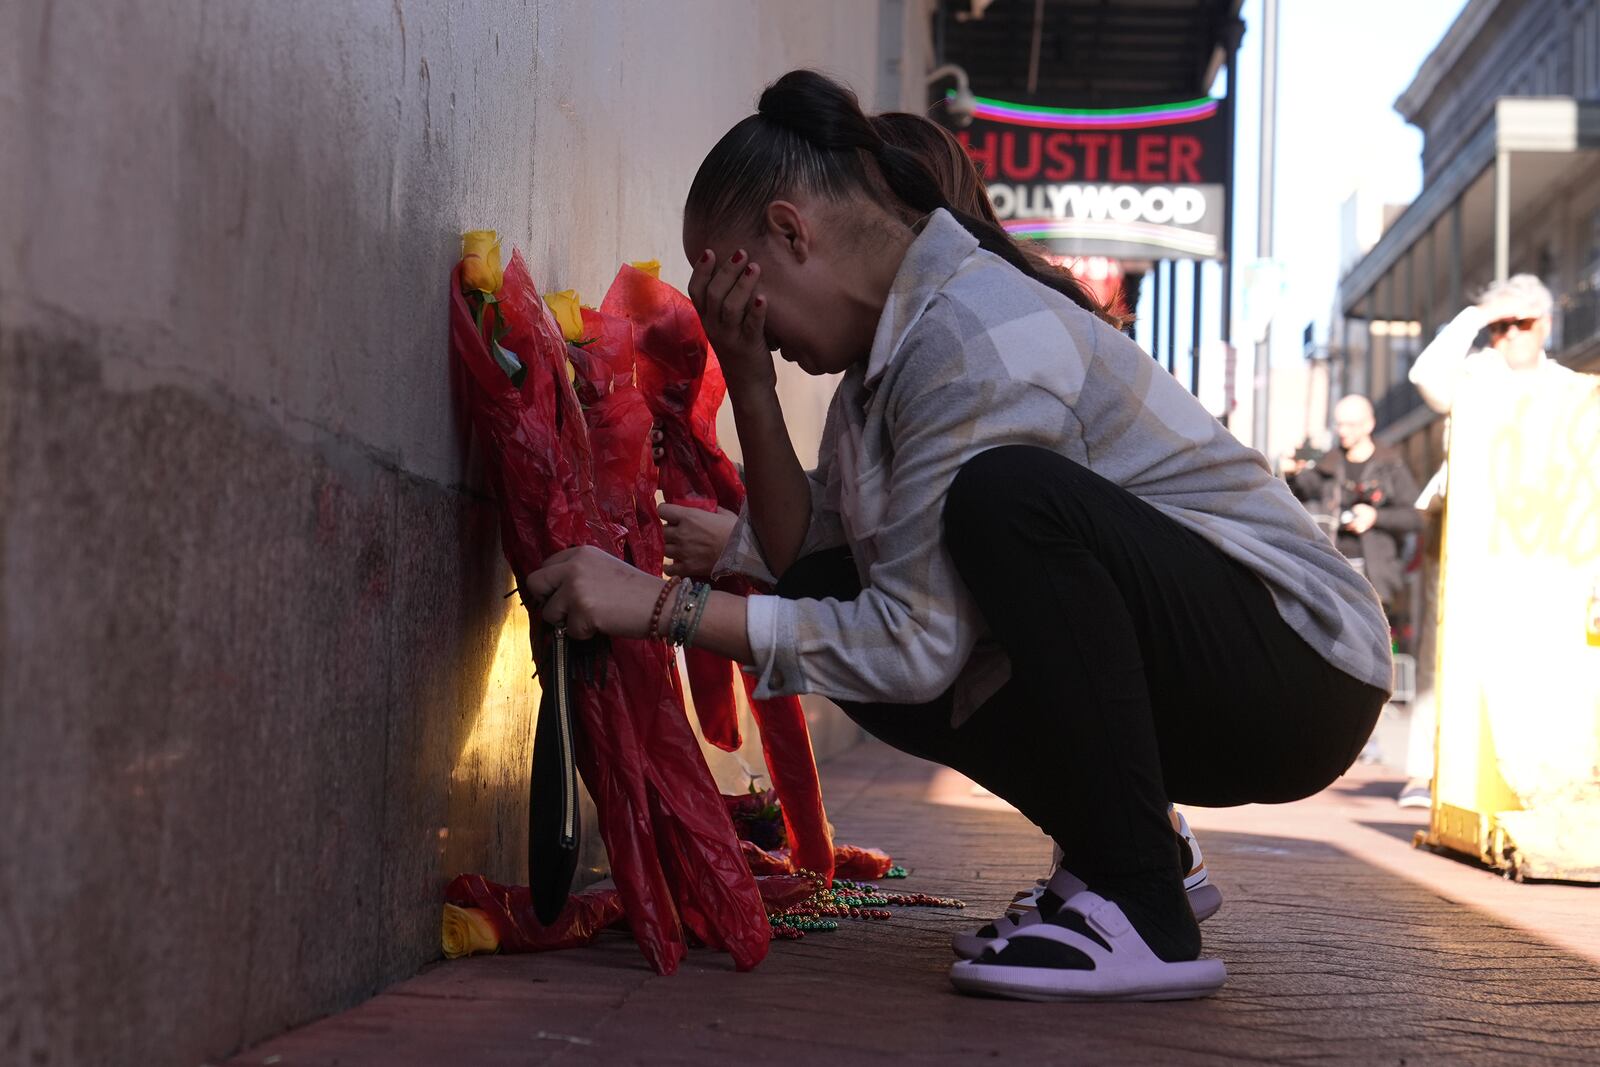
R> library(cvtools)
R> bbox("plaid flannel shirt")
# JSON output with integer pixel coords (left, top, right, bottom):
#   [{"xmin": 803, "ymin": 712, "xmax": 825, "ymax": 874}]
[{"xmin": 717, "ymin": 210, "xmax": 1392, "ymax": 724}]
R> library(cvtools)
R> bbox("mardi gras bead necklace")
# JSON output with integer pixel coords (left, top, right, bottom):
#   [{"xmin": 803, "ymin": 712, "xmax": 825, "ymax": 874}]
[{"xmin": 768, "ymin": 872, "xmax": 966, "ymax": 938}]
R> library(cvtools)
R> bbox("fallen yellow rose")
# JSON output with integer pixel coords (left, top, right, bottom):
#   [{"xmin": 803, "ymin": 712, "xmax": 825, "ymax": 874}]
[
  {"xmin": 545, "ymin": 290, "xmax": 586, "ymax": 343},
  {"xmin": 441, "ymin": 903, "xmax": 500, "ymax": 959},
  {"xmin": 460, "ymin": 230, "xmax": 504, "ymax": 294},
  {"xmin": 629, "ymin": 259, "xmax": 661, "ymax": 279}
]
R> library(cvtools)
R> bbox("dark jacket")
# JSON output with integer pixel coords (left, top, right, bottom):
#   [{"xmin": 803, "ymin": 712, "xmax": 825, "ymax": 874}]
[{"xmin": 1288, "ymin": 443, "xmax": 1422, "ymax": 605}]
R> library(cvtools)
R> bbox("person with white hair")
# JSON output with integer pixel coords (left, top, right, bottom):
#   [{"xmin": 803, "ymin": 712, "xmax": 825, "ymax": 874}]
[
  {"xmin": 1403, "ymin": 274, "xmax": 1590, "ymax": 811},
  {"xmin": 1409, "ymin": 274, "xmax": 1567, "ymax": 413}
]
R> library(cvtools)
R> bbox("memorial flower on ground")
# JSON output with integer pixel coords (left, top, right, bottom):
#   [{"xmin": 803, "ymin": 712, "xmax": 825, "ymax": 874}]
[{"xmin": 441, "ymin": 903, "xmax": 500, "ymax": 958}]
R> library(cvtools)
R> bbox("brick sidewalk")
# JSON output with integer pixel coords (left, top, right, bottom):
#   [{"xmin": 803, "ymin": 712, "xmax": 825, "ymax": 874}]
[{"xmin": 229, "ymin": 741, "xmax": 1600, "ymax": 1066}]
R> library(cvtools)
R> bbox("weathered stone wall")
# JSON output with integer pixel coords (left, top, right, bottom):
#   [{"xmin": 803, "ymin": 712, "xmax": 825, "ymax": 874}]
[{"xmin": 0, "ymin": 2, "xmax": 925, "ymax": 1062}]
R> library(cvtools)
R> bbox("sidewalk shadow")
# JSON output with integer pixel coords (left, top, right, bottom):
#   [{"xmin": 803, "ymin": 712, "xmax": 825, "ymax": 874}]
[
  {"xmin": 1356, "ymin": 819, "xmax": 1430, "ymax": 844},
  {"xmin": 230, "ymin": 744, "xmax": 1600, "ymax": 1066},
  {"xmin": 1328, "ymin": 775, "xmax": 1407, "ymax": 799}
]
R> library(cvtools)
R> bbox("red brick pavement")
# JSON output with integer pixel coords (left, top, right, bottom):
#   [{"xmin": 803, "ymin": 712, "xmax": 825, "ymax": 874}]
[{"xmin": 227, "ymin": 740, "xmax": 1600, "ymax": 1066}]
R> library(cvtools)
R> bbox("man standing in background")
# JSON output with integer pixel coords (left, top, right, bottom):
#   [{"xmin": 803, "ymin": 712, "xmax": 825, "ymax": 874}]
[
  {"xmin": 1285, "ymin": 394, "xmax": 1422, "ymax": 615},
  {"xmin": 1284, "ymin": 395, "xmax": 1425, "ymax": 804}
]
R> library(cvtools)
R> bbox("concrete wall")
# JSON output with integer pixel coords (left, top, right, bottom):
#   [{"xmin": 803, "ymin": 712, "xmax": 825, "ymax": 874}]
[{"xmin": 0, "ymin": 2, "xmax": 925, "ymax": 1063}]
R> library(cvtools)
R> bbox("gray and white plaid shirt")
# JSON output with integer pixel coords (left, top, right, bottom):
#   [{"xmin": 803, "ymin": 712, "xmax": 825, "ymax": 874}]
[{"xmin": 718, "ymin": 210, "xmax": 1391, "ymax": 723}]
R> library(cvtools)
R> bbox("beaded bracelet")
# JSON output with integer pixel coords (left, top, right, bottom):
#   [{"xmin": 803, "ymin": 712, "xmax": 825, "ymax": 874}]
[
  {"xmin": 662, "ymin": 578, "xmax": 689, "ymax": 642},
  {"xmin": 649, "ymin": 576, "xmax": 683, "ymax": 640},
  {"xmin": 668, "ymin": 580, "xmax": 703, "ymax": 646},
  {"xmin": 682, "ymin": 581, "xmax": 713, "ymax": 648}
]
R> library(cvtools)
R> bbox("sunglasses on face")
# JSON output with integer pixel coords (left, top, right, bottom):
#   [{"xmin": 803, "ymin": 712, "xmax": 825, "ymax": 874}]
[{"xmin": 1488, "ymin": 317, "xmax": 1539, "ymax": 339}]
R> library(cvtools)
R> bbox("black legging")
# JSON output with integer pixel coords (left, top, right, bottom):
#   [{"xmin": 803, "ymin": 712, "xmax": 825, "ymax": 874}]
[{"xmin": 775, "ymin": 446, "xmax": 1384, "ymax": 947}]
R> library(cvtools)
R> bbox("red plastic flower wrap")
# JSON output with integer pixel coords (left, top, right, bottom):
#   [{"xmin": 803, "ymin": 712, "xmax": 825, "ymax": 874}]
[
  {"xmin": 563, "ymin": 280, "xmax": 771, "ymax": 968},
  {"xmin": 831, "ymin": 843, "xmax": 896, "ymax": 881},
  {"xmin": 605, "ymin": 265, "xmax": 835, "ymax": 884},
  {"xmin": 443, "ymin": 874, "xmax": 624, "ymax": 956},
  {"xmin": 449, "ymin": 242, "xmax": 767, "ymax": 974}
]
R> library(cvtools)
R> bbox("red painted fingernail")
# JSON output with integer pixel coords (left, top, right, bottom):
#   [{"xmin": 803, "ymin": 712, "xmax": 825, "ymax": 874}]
[
  {"xmin": 754, "ymin": 296, "xmax": 765, "ymax": 307},
  {"xmin": 730, "ymin": 250, "xmax": 746, "ymax": 265},
  {"xmin": 744, "ymin": 264, "xmax": 756, "ymax": 276},
  {"xmin": 699, "ymin": 250, "xmax": 712, "ymax": 264}
]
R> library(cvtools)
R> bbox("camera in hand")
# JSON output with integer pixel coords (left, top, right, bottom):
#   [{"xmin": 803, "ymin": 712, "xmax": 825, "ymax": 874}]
[
  {"xmin": 1292, "ymin": 443, "xmax": 1326, "ymax": 463},
  {"xmin": 1339, "ymin": 480, "xmax": 1387, "ymax": 530}
]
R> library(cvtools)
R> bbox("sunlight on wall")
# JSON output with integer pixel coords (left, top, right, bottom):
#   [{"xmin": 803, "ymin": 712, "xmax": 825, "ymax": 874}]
[{"xmin": 453, "ymin": 590, "xmax": 538, "ymax": 786}]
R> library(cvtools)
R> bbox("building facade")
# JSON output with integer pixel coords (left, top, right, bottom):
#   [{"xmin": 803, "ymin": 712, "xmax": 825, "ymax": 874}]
[
  {"xmin": 1329, "ymin": 0, "xmax": 1600, "ymax": 745},
  {"xmin": 1336, "ymin": 0, "xmax": 1600, "ymax": 482}
]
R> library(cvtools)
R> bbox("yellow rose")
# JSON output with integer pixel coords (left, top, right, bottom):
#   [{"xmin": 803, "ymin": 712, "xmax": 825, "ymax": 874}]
[
  {"xmin": 441, "ymin": 903, "xmax": 500, "ymax": 959},
  {"xmin": 629, "ymin": 259, "xmax": 661, "ymax": 279},
  {"xmin": 460, "ymin": 230, "xmax": 504, "ymax": 294},
  {"xmin": 544, "ymin": 290, "xmax": 586, "ymax": 342}
]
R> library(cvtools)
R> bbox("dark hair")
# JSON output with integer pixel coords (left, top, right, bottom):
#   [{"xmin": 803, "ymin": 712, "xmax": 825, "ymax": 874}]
[
  {"xmin": 871, "ymin": 112, "xmax": 1002, "ymax": 229},
  {"xmin": 871, "ymin": 112, "xmax": 1126, "ymax": 328},
  {"xmin": 685, "ymin": 70, "xmax": 1106, "ymax": 321}
]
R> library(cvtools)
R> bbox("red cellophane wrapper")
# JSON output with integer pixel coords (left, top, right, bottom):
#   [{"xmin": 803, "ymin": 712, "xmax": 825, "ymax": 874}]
[
  {"xmin": 450, "ymin": 253, "xmax": 767, "ymax": 974},
  {"xmin": 739, "ymin": 841, "xmax": 897, "ymax": 882},
  {"xmin": 741, "ymin": 839, "xmax": 796, "ymax": 876},
  {"xmin": 754, "ymin": 874, "xmax": 817, "ymax": 915},
  {"xmin": 445, "ymin": 873, "xmax": 623, "ymax": 952},
  {"xmin": 604, "ymin": 266, "xmax": 836, "ymax": 884},
  {"xmin": 831, "ymin": 843, "xmax": 895, "ymax": 881},
  {"xmin": 604, "ymin": 269, "xmax": 742, "ymax": 750},
  {"xmin": 570, "ymin": 292, "xmax": 770, "ymax": 969}
]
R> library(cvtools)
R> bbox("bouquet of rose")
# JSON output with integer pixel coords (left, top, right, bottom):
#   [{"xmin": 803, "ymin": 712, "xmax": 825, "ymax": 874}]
[
  {"xmin": 449, "ymin": 234, "xmax": 768, "ymax": 975},
  {"xmin": 606, "ymin": 264, "xmax": 836, "ymax": 884}
]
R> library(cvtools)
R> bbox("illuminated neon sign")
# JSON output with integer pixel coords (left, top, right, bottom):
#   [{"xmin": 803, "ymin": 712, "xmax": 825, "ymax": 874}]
[{"xmin": 953, "ymin": 94, "xmax": 1227, "ymax": 261}]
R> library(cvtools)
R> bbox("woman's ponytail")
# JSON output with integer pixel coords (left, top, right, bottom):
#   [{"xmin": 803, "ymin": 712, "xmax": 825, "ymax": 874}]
[{"xmin": 689, "ymin": 70, "xmax": 1113, "ymax": 324}]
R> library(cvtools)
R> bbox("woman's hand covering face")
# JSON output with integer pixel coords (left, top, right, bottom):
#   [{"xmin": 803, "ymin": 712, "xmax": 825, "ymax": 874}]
[{"xmin": 687, "ymin": 248, "xmax": 774, "ymax": 394}]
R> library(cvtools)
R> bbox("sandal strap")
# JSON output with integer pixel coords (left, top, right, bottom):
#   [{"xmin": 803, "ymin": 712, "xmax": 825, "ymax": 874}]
[
  {"xmin": 1001, "ymin": 890, "xmax": 1161, "ymax": 969},
  {"xmin": 998, "ymin": 919, "xmax": 1112, "ymax": 964},
  {"xmin": 1078, "ymin": 894, "xmax": 1132, "ymax": 940},
  {"xmin": 1044, "ymin": 866, "xmax": 1087, "ymax": 899},
  {"xmin": 990, "ymin": 914, "xmax": 1025, "ymax": 938}
]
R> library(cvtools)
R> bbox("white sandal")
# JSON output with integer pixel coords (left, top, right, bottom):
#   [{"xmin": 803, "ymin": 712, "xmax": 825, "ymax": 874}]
[
  {"xmin": 949, "ymin": 890, "xmax": 1227, "ymax": 1002},
  {"xmin": 954, "ymin": 807, "xmax": 1223, "ymax": 961},
  {"xmin": 950, "ymin": 866, "xmax": 1086, "ymax": 960},
  {"xmin": 952, "ymin": 870, "xmax": 1222, "ymax": 960}
]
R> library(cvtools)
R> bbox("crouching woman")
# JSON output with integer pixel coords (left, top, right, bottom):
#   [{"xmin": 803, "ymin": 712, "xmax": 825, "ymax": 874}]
[{"xmin": 524, "ymin": 70, "xmax": 1389, "ymax": 1002}]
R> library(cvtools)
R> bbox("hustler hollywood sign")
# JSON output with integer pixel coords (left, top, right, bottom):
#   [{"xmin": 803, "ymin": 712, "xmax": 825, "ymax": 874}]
[{"xmin": 955, "ymin": 95, "xmax": 1228, "ymax": 261}]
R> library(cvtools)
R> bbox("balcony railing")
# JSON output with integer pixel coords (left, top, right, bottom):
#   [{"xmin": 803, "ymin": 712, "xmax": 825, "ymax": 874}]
[
  {"xmin": 1374, "ymin": 378, "xmax": 1424, "ymax": 431},
  {"xmin": 1556, "ymin": 281, "xmax": 1599, "ymax": 361}
]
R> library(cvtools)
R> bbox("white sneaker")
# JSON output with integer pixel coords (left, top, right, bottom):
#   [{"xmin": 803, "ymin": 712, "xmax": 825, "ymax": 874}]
[
  {"xmin": 1397, "ymin": 778, "xmax": 1431, "ymax": 809},
  {"xmin": 1172, "ymin": 807, "xmax": 1222, "ymax": 922}
]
